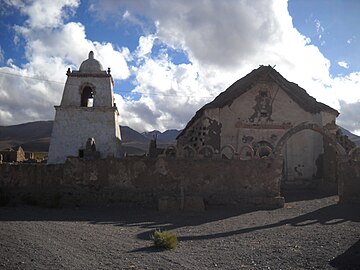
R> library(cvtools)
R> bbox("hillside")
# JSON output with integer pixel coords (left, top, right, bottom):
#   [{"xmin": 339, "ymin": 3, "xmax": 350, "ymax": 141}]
[
  {"xmin": 0, "ymin": 121, "xmax": 180, "ymax": 154},
  {"xmin": 339, "ymin": 127, "xmax": 360, "ymax": 146},
  {"xmin": 0, "ymin": 121, "xmax": 53, "ymax": 152}
]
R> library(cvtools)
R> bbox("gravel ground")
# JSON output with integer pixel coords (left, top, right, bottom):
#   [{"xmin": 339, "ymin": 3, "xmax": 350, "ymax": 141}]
[{"xmin": 0, "ymin": 195, "xmax": 359, "ymax": 270}]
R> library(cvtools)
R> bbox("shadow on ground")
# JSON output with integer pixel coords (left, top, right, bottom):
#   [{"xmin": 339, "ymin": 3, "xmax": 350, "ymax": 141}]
[
  {"xmin": 1, "ymin": 195, "xmax": 359, "ymax": 264},
  {"xmin": 330, "ymin": 239, "xmax": 360, "ymax": 270},
  {"xmin": 282, "ymin": 188, "xmax": 337, "ymax": 203},
  {"xmin": 130, "ymin": 201, "xmax": 360, "ymax": 244},
  {"xmin": 1, "ymin": 195, "xmax": 359, "ymax": 244},
  {"xmin": 0, "ymin": 197, "xmax": 358, "ymax": 234}
]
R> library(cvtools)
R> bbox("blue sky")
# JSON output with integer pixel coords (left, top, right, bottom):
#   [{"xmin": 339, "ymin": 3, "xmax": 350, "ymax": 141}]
[
  {"xmin": 289, "ymin": 0, "xmax": 360, "ymax": 75},
  {"xmin": 0, "ymin": 0, "xmax": 359, "ymax": 134}
]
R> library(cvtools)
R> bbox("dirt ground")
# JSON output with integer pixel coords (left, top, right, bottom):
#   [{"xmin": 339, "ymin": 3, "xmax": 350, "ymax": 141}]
[{"xmin": 0, "ymin": 194, "xmax": 359, "ymax": 270}]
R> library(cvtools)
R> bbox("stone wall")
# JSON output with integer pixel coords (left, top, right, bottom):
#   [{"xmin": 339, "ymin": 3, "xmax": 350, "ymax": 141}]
[
  {"xmin": 338, "ymin": 158, "xmax": 360, "ymax": 204},
  {"xmin": 0, "ymin": 157, "xmax": 284, "ymax": 210}
]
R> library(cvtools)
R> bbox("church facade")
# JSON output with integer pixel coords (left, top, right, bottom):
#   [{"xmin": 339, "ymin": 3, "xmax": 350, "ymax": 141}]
[
  {"xmin": 47, "ymin": 51, "xmax": 122, "ymax": 164},
  {"xmin": 176, "ymin": 65, "xmax": 339, "ymax": 184}
]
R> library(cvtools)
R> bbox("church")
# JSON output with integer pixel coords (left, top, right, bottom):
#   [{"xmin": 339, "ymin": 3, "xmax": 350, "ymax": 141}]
[
  {"xmin": 47, "ymin": 51, "xmax": 122, "ymax": 164},
  {"xmin": 176, "ymin": 65, "xmax": 340, "ymax": 186}
]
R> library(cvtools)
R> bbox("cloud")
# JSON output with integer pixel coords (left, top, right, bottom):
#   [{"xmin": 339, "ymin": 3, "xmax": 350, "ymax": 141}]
[
  {"xmin": 89, "ymin": 1, "xmax": 326, "ymax": 120},
  {"xmin": 88, "ymin": 0, "xmax": 360, "ymax": 133},
  {"xmin": 136, "ymin": 35, "xmax": 155, "ymax": 58},
  {"xmin": 337, "ymin": 101, "xmax": 360, "ymax": 136},
  {"xmin": 0, "ymin": 46, "xmax": 4, "ymax": 63},
  {"xmin": 0, "ymin": 0, "xmax": 130, "ymax": 126},
  {"xmin": 1, "ymin": 0, "xmax": 360, "ymax": 136},
  {"xmin": 338, "ymin": 61, "xmax": 349, "ymax": 69},
  {"xmin": 116, "ymin": 50, "xmax": 214, "ymax": 131},
  {"xmin": 18, "ymin": 0, "xmax": 79, "ymax": 29}
]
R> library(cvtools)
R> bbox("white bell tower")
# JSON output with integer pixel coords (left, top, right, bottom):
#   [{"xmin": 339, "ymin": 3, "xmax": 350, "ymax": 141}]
[{"xmin": 48, "ymin": 51, "xmax": 122, "ymax": 164}]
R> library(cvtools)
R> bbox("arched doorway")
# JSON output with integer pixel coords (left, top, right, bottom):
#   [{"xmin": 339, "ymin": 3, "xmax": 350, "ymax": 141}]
[{"xmin": 273, "ymin": 122, "xmax": 346, "ymax": 200}]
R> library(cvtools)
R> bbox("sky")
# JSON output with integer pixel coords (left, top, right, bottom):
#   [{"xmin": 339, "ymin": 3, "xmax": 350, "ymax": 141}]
[{"xmin": 0, "ymin": 0, "xmax": 359, "ymax": 135}]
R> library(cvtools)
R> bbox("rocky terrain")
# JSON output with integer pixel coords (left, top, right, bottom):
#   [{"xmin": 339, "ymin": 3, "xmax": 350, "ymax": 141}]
[{"xmin": 0, "ymin": 195, "xmax": 359, "ymax": 269}]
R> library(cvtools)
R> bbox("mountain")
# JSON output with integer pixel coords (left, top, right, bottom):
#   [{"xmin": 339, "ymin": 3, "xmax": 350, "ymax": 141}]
[
  {"xmin": 0, "ymin": 121, "xmax": 53, "ymax": 152},
  {"xmin": 0, "ymin": 121, "xmax": 180, "ymax": 154},
  {"xmin": 142, "ymin": 129, "xmax": 181, "ymax": 142},
  {"xmin": 0, "ymin": 121, "xmax": 53, "ymax": 141},
  {"xmin": 120, "ymin": 126, "xmax": 148, "ymax": 143},
  {"xmin": 339, "ymin": 126, "xmax": 360, "ymax": 147}
]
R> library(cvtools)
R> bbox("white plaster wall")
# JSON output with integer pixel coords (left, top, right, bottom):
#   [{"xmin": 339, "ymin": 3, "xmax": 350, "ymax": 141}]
[
  {"xmin": 226, "ymin": 82, "xmax": 322, "ymax": 126},
  {"xmin": 321, "ymin": 111, "xmax": 337, "ymax": 126},
  {"xmin": 284, "ymin": 130, "xmax": 323, "ymax": 180},
  {"xmin": 48, "ymin": 107, "xmax": 121, "ymax": 164},
  {"xmin": 60, "ymin": 74, "xmax": 114, "ymax": 107},
  {"xmin": 202, "ymin": 81, "xmax": 333, "ymax": 180}
]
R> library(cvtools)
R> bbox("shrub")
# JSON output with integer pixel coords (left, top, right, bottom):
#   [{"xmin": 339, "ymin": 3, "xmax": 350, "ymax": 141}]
[{"xmin": 151, "ymin": 229, "xmax": 178, "ymax": 249}]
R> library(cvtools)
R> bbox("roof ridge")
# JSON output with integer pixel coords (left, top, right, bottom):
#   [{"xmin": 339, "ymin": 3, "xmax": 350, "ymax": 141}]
[{"xmin": 176, "ymin": 66, "xmax": 338, "ymax": 139}]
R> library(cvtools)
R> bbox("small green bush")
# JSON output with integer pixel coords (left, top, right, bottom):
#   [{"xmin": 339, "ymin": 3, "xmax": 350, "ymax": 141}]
[{"xmin": 151, "ymin": 229, "xmax": 178, "ymax": 249}]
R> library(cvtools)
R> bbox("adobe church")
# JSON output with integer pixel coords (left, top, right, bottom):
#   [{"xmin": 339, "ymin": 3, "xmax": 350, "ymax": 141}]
[
  {"xmin": 47, "ymin": 51, "xmax": 122, "ymax": 164},
  {"xmin": 176, "ymin": 65, "xmax": 340, "ymax": 185}
]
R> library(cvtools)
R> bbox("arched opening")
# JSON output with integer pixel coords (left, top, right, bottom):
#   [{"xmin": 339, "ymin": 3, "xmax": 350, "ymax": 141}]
[
  {"xmin": 81, "ymin": 86, "xmax": 94, "ymax": 107},
  {"xmin": 221, "ymin": 145, "xmax": 235, "ymax": 160},
  {"xmin": 239, "ymin": 145, "xmax": 254, "ymax": 160},
  {"xmin": 164, "ymin": 145, "xmax": 177, "ymax": 158},
  {"xmin": 198, "ymin": 145, "xmax": 215, "ymax": 159},
  {"xmin": 273, "ymin": 123, "xmax": 346, "ymax": 201},
  {"xmin": 182, "ymin": 145, "xmax": 196, "ymax": 158},
  {"xmin": 253, "ymin": 141, "xmax": 273, "ymax": 158}
]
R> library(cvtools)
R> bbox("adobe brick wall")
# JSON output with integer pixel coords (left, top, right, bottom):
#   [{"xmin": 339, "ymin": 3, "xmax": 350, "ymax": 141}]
[{"xmin": 0, "ymin": 157, "xmax": 284, "ymax": 209}]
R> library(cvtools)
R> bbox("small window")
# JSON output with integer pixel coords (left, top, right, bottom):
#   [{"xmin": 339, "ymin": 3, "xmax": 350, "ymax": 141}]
[
  {"xmin": 261, "ymin": 112, "xmax": 268, "ymax": 117},
  {"xmin": 79, "ymin": 149, "xmax": 84, "ymax": 158},
  {"xmin": 81, "ymin": 86, "xmax": 94, "ymax": 107},
  {"xmin": 258, "ymin": 147, "xmax": 271, "ymax": 157}
]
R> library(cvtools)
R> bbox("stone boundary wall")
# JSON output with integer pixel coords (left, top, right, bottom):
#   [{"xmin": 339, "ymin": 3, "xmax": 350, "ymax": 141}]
[
  {"xmin": 338, "ymin": 159, "xmax": 360, "ymax": 204},
  {"xmin": 0, "ymin": 157, "xmax": 284, "ymax": 210}
]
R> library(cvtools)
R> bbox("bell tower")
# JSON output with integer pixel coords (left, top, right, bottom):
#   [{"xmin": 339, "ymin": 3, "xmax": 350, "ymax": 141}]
[{"xmin": 47, "ymin": 51, "xmax": 122, "ymax": 164}]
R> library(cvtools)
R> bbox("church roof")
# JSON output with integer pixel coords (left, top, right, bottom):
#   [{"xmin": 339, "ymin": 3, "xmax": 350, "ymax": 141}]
[
  {"xmin": 177, "ymin": 65, "xmax": 339, "ymax": 139},
  {"xmin": 79, "ymin": 51, "xmax": 103, "ymax": 72}
]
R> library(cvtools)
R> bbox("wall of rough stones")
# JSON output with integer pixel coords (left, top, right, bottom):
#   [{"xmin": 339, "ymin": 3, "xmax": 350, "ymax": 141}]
[
  {"xmin": 338, "ymin": 158, "xmax": 360, "ymax": 204},
  {"xmin": 0, "ymin": 157, "xmax": 284, "ymax": 210}
]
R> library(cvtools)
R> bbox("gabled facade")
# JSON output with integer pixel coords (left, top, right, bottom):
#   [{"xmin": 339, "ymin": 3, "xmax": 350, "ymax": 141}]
[
  {"xmin": 47, "ymin": 51, "xmax": 122, "ymax": 164},
  {"xmin": 177, "ymin": 65, "xmax": 339, "ymax": 182},
  {"xmin": 0, "ymin": 146, "xmax": 26, "ymax": 162}
]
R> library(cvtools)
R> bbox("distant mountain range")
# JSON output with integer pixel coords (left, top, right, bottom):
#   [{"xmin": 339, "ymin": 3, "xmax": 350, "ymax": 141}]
[
  {"xmin": 0, "ymin": 121, "xmax": 359, "ymax": 154},
  {"xmin": 0, "ymin": 121, "xmax": 181, "ymax": 154},
  {"xmin": 339, "ymin": 127, "xmax": 360, "ymax": 146}
]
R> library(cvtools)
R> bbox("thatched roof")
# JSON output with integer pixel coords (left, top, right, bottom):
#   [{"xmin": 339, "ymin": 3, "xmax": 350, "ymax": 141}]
[{"xmin": 177, "ymin": 65, "xmax": 338, "ymax": 139}]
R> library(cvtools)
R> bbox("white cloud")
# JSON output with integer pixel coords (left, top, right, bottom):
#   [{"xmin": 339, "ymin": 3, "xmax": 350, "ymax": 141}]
[
  {"xmin": 0, "ymin": 46, "xmax": 4, "ymax": 63},
  {"xmin": 89, "ymin": 0, "xmax": 360, "ymax": 133},
  {"xmin": 0, "ymin": 0, "xmax": 130, "ymax": 126},
  {"xmin": 337, "ymin": 100, "xmax": 360, "ymax": 136},
  {"xmin": 116, "ymin": 51, "xmax": 214, "ymax": 131},
  {"xmin": 20, "ymin": 0, "xmax": 79, "ymax": 29},
  {"xmin": 136, "ymin": 35, "xmax": 156, "ymax": 58},
  {"xmin": 338, "ymin": 61, "xmax": 349, "ymax": 69}
]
